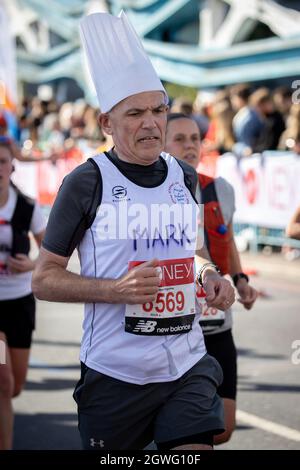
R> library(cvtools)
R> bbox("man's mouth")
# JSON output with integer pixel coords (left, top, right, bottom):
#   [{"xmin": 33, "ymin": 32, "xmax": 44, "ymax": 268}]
[
  {"xmin": 138, "ymin": 136, "xmax": 159, "ymax": 142},
  {"xmin": 184, "ymin": 153, "xmax": 196, "ymax": 160}
]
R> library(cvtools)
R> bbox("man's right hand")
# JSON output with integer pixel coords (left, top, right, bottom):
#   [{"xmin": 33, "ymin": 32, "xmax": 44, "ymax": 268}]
[{"xmin": 114, "ymin": 259, "xmax": 161, "ymax": 305}]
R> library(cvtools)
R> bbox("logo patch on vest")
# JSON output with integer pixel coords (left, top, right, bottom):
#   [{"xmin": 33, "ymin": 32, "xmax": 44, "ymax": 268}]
[
  {"xmin": 112, "ymin": 185, "xmax": 130, "ymax": 202},
  {"xmin": 168, "ymin": 182, "xmax": 189, "ymax": 204}
]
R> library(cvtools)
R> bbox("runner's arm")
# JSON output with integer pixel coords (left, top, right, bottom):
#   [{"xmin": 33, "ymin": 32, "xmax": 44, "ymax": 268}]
[
  {"xmin": 32, "ymin": 247, "xmax": 115, "ymax": 302},
  {"xmin": 32, "ymin": 248, "xmax": 160, "ymax": 304},
  {"xmin": 228, "ymin": 223, "xmax": 257, "ymax": 309},
  {"xmin": 228, "ymin": 223, "xmax": 243, "ymax": 275}
]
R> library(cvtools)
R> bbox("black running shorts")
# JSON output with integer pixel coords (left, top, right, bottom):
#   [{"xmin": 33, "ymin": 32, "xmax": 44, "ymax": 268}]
[
  {"xmin": 0, "ymin": 293, "xmax": 36, "ymax": 348},
  {"xmin": 73, "ymin": 353, "xmax": 225, "ymax": 450}
]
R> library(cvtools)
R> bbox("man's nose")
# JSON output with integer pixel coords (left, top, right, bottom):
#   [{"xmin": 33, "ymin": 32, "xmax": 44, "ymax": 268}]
[
  {"xmin": 184, "ymin": 139, "xmax": 194, "ymax": 148},
  {"xmin": 141, "ymin": 111, "xmax": 156, "ymax": 129}
]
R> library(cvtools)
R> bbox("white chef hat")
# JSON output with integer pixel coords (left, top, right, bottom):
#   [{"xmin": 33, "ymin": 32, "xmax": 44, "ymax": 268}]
[{"xmin": 79, "ymin": 11, "xmax": 168, "ymax": 112}]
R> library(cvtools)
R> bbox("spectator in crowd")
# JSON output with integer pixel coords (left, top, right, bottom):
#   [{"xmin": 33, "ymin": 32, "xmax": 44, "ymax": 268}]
[
  {"xmin": 170, "ymin": 96, "xmax": 209, "ymax": 137},
  {"xmin": 0, "ymin": 113, "xmax": 55, "ymax": 163},
  {"xmin": 249, "ymin": 88, "xmax": 285, "ymax": 151},
  {"xmin": 230, "ymin": 84, "xmax": 265, "ymax": 156},
  {"xmin": 273, "ymin": 86, "xmax": 293, "ymax": 124},
  {"xmin": 203, "ymin": 98, "xmax": 235, "ymax": 155},
  {"xmin": 278, "ymin": 104, "xmax": 300, "ymax": 154}
]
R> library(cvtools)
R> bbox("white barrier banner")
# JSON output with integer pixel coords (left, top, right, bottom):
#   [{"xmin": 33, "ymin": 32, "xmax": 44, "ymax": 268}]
[
  {"xmin": 11, "ymin": 140, "xmax": 96, "ymax": 205},
  {"xmin": 216, "ymin": 152, "xmax": 300, "ymax": 229}
]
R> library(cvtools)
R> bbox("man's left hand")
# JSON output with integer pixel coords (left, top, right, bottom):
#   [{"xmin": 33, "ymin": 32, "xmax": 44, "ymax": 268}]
[{"xmin": 201, "ymin": 269, "xmax": 235, "ymax": 311}]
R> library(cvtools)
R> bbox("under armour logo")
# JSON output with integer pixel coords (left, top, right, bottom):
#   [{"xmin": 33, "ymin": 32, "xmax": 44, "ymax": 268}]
[
  {"xmin": 90, "ymin": 437, "xmax": 105, "ymax": 448},
  {"xmin": 133, "ymin": 320, "xmax": 157, "ymax": 333}
]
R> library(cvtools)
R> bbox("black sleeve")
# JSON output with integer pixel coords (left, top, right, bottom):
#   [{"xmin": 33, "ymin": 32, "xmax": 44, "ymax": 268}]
[
  {"xmin": 42, "ymin": 160, "xmax": 102, "ymax": 257},
  {"xmin": 175, "ymin": 158, "xmax": 198, "ymax": 200}
]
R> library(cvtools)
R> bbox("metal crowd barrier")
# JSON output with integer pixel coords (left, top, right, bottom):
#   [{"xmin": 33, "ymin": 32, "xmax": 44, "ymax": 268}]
[{"xmin": 233, "ymin": 223, "xmax": 300, "ymax": 253}]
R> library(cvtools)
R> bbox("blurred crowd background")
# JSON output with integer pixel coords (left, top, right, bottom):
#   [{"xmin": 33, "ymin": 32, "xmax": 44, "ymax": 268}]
[
  {"xmin": 2, "ymin": 82, "xmax": 298, "ymax": 161},
  {"xmin": 1, "ymin": 0, "xmax": 300, "ymax": 255}
]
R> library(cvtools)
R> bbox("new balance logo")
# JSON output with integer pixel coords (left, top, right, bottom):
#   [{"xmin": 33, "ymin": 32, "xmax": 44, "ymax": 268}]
[
  {"xmin": 133, "ymin": 320, "xmax": 157, "ymax": 333},
  {"xmin": 90, "ymin": 437, "xmax": 104, "ymax": 448}
]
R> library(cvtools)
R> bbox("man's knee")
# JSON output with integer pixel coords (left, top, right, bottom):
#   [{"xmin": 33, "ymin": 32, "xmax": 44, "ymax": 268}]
[
  {"xmin": 214, "ymin": 416, "xmax": 236, "ymax": 444},
  {"xmin": 214, "ymin": 397, "xmax": 236, "ymax": 444},
  {"xmin": 214, "ymin": 427, "xmax": 234, "ymax": 444}
]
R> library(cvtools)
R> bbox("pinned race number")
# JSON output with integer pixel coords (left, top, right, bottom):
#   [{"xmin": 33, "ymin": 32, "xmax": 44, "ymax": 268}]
[
  {"xmin": 125, "ymin": 258, "xmax": 196, "ymax": 336},
  {"xmin": 196, "ymin": 287, "xmax": 225, "ymax": 331}
]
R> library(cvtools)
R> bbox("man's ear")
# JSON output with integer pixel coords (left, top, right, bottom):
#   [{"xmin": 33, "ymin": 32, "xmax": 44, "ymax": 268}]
[{"xmin": 98, "ymin": 113, "xmax": 113, "ymax": 136}]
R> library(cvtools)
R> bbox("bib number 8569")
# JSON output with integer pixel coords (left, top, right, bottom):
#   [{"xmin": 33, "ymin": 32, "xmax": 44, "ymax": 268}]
[{"xmin": 143, "ymin": 291, "xmax": 185, "ymax": 314}]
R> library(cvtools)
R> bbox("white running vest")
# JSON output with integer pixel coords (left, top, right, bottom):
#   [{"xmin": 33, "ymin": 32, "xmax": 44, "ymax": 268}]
[{"xmin": 78, "ymin": 152, "xmax": 206, "ymax": 384}]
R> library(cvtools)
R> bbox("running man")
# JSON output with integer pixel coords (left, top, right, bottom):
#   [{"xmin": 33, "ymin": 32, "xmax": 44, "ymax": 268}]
[{"xmin": 33, "ymin": 12, "xmax": 235, "ymax": 450}]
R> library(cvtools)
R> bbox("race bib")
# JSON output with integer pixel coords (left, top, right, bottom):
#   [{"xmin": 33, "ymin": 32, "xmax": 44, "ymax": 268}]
[
  {"xmin": 196, "ymin": 287, "xmax": 225, "ymax": 332},
  {"xmin": 125, "ymin": 258, "xmax": 196, "ymax": 336}
]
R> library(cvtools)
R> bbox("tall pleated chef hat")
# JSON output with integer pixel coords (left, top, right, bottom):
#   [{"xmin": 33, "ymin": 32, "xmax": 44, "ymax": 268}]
[{"xmin": 79, "ymin": 10, "xmax": 168, "ymax": 112}]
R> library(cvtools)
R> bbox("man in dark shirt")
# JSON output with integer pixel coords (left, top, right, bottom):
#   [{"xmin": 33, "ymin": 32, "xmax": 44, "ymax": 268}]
[
  {"xmin": 33, "ymin": 92, "xmax": 235, "ymax": 450},
  {"xmin": 32, "ymin": 11, "xmax": 235, "ymax": 451}
]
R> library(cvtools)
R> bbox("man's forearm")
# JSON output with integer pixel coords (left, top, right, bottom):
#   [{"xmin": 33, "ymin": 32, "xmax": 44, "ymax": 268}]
[
  {"xmin": 195, "ymin": 245, "xmax": 211, "ymax": 271},
  {"xmin": 228, "ymin": 224, "xmax": 243, "ymax": 276},
  {"xmin": 32, "ymin": 264, "xmax": 117, "ymax": 303},
  {"xmin": 229, "ymin": 238, "xmax": 243, "ymax": 276}
]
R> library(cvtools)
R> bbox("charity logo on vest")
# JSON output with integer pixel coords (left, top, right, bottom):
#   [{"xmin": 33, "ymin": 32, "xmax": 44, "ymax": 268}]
[
  {"xmin": 168, "ymin": 182, "xmax": 189, "ymax": 204},
  {"xmin": 112, "ymin": 185, "xmax": 130, "ymax": 202}
]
